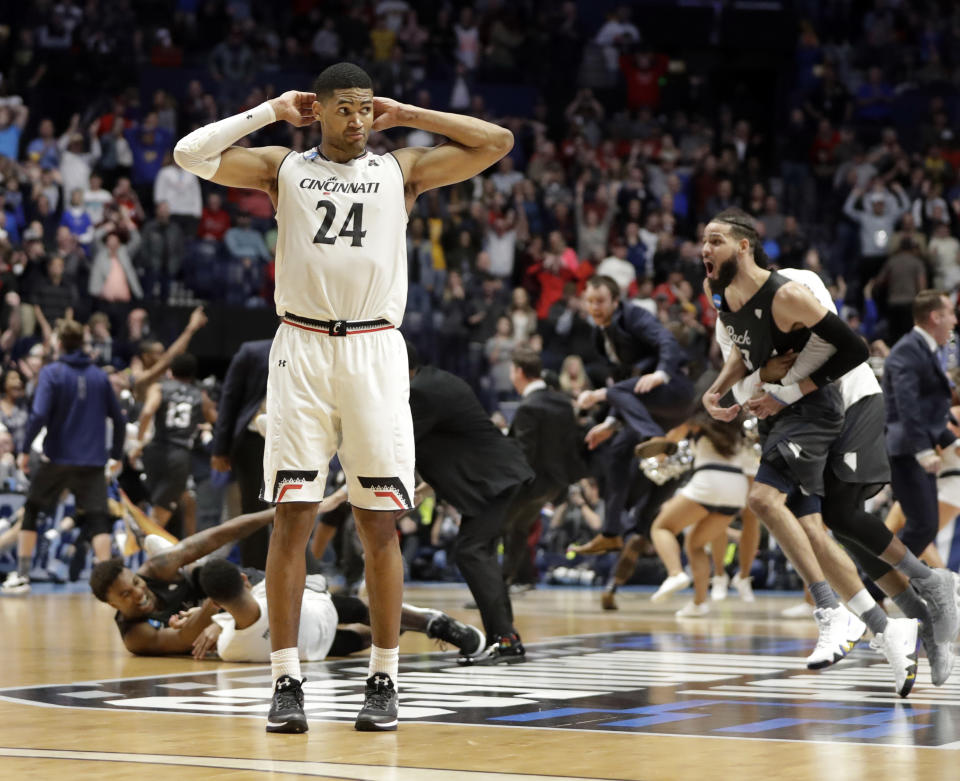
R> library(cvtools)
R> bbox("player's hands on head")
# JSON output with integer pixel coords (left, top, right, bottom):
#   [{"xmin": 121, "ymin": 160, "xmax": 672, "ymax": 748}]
[
  {"xmin": 703, "ymin": 391, "xmax": 740, "ymax": 422},
  {"xmin": 269, "ymin": 91, "xmax": 318, "ymax": 128},
  {"xmin": 372, "ymin": 96, "xmax": 411, "ymax": 132}
]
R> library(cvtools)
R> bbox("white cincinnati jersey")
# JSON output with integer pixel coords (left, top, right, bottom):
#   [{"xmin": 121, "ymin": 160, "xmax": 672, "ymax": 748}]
[
  {"xmin": 212, "ymin": 578, "xmax": 338, "ymax": 663},
  {"xmin": 274, "ymin": 147, "xmax": 408, "ymax": 326}
]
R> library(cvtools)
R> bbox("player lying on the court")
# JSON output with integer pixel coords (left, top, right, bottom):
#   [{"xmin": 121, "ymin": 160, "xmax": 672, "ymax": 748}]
[
  {"xmin": 179, "ymin": 557, "xmax": 484, "ymax": 664},
  {"xmin": 90, "ymin": 509, "xmax": 276, "ymax": 654}
]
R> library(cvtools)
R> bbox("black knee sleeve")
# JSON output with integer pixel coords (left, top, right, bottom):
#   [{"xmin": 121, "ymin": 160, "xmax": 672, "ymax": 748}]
[
  {"xmin": 821, "ymin": 475, "xmax": 894, "ymax": 557},
  {"xmin": 832, "ymin": 529, "xmax": 893, "ymax": 582}
]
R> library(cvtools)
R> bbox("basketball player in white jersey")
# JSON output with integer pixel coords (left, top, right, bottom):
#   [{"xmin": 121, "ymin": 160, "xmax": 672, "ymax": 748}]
[{"xmin": 173, "ymin": 62, "xmax": 513, "ymax": 733}]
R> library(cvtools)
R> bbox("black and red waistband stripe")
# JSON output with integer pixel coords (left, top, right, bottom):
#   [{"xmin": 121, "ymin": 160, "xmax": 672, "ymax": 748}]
[{"xmin": 282, "ymin": 312, "xmax": 394, "ymax": 336}]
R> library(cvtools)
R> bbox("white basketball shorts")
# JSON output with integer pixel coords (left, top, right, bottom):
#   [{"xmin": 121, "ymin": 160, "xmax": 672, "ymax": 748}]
[{"xmin": 261, "ymin": 322, "xmax": 415, "ymax": 511}]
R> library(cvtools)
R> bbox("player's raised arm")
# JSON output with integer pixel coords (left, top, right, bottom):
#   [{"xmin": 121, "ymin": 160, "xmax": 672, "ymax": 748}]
[
  {"xmin": 173, "ymin": 91, "xmax": 315, "ymax": 196},
  {"xmin": 380, "ymin": 97, "xmax": 514, "ymax": 208}
]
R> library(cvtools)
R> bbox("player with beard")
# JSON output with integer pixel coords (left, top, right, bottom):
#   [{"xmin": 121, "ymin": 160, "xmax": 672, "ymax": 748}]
[
  {"xmin": 702, "ymin": 208, "xmax": 958, "ymax": 691},
  {"xmin": 713, "ymin": 262, "xmax": 957, "ymax": 692}
]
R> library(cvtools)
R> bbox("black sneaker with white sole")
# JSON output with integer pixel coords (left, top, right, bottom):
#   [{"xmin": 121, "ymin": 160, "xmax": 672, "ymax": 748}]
[
  {"xmin": 355, "ymin": 673, "xmax": 398, "ymax": 731},
  {"xmin": 265, "ymin": 675, "xmax": 308, "ymax": 734},
  {"xmin": 426, "ymin": 612, "xmax": 485, "ymax": 658}
]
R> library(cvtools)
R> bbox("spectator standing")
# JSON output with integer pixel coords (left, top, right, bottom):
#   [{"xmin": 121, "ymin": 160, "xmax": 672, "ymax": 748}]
[
  {"xmin": 844, "ymin": 183, "xmax": 911, "ymax": 296},
  {"xmin": 198, "ymin": 192, "xmax": 231, "ymax": 240},
  {"xmin": 138, "ymin": 201, "xmax": 184, "ymax": 302},
  {"xmin": 0, "ymin": 368, "xmax": 29, "ymax": 452},
  {"xmin": 153, "ymin": 152, "xmax": 202, "ymax": 236},
  {"xmin": 59, "ymin": 188, "xmax": 94, "ymax": 248},
  {"xmin": 224, "ymin": 211, "xmax": 269, "ymax": 263},
  {"xmin": 88, "ymin": 214, "xmax": 143, "ymax": 323},
  {"xmin": 32, "ymin": 255, "xmax": 78, "ymax": 324},
  {"xmin": 873, "ymin": 238, "xmax": 928, "ymax": 342},
  {"xmin": 1, "ymin": 319, "xmax": 125, "ymax": 594},
  {"xmin": 0, "ymin": 104, "xmax": 29, "ymax": 161},
  {"xmin": 58, "ymin": 116, "xmax": 101, "ymax": 196}
]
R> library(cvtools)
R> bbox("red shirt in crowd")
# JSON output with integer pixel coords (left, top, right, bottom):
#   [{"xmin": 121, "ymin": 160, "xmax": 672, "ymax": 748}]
[{"xmin": 198, "ymin": 207, "xmax": 231, "ymax": 240}]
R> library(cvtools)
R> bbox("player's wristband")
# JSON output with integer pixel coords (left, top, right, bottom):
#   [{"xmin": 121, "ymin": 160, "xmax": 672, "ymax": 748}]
[{"xmin": 762, "ymin": 382, "xmax": 803, "ymax": 406}]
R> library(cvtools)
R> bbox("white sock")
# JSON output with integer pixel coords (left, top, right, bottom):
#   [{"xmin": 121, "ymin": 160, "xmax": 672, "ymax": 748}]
[
  {"xmin": 368, "ymin": 645, "xmax": 399, "ymax": 686},
  {"xmin": 270, "ymin": 647, "xmax": 301, "ymax": 685},
  {"xmin": 846, "ymin": 588, "xmax": 877, "ymax": 616}
]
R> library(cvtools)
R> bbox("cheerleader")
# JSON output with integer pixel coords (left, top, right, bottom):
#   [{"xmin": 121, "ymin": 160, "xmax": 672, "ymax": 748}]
[{"xmin": 648, "ymin": 409, "xmax": 751, "ymax": 616}]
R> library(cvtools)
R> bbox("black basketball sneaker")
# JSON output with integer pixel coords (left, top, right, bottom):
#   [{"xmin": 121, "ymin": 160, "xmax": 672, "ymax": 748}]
[
  {"xmin": 355, "ymin": 673, "xmax": 399, "ymax": 731},
  {"xmin": 425, "ymin": 612, "xmax": 485, "ymax": 658},
  {"xmin": 266, "ymin": 675, "xmax": 308, "ymax": 734}
]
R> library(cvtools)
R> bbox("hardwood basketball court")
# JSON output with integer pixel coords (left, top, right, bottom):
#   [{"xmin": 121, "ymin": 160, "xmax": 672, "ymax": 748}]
[{"xmin": 0, "ymin": 584, "xmax": 955, "ymax": 780}]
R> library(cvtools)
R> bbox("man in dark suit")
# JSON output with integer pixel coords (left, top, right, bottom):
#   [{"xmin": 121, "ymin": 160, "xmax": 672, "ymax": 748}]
[
  {"xmin": 502, "ymin": 346, "xmax": 584, "ymax": 588},
  {"xmin": 883, "ymin": 290, "xmax": 958, "ymax": 556},
  {"xmin": 211, "ymin": 338, "xmax": 273, "ymax": 568},
  {"xmin": 573, "ymin": 275, "xmax": 695, "ymax": 554},
  {"xmin": 408, "ymin": 343, "xmax": 534, "ymax": 665}
]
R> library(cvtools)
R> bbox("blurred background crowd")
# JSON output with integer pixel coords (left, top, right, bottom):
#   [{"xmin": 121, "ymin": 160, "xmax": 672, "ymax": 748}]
[{"xmin": 1, "ymin": 0, "xmax": 959, "ymax": 592}]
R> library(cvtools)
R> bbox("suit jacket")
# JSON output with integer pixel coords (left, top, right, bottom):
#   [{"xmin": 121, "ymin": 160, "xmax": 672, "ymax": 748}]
[
  {"xmin": 883, "ymin": 329, "xmax": 953, "ymax": 456},
  {"xmin": 510, "ymin": 387, "xmax": 586, "ymax": 496},
  {"xmin": 409, "ymin": 365, "xmax": 534, "ymax": 517},
  {"xmin": 594, "ymin": 300, "xmax": 688, "ymax": 381},
  {"xmin": 212, "ymin": 339, "xmax": 272, "ymax": 457}
]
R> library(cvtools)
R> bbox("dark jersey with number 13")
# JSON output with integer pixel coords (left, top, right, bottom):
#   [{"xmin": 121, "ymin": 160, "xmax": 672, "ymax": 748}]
[{"xmin": 153, "ymin": 378, "xmax": 204, "ymax": 450}]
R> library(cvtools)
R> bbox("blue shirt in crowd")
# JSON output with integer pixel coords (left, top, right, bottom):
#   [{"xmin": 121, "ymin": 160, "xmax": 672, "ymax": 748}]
[{"xmin": 22, "ymin": 351, "xmax": 125, "ymax": 466}]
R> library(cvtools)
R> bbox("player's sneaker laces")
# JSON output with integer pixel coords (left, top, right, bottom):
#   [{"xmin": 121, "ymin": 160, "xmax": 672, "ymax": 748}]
[
  {"xmin": 870, "ymin": 617, "xmax": 920, "ymax": 698},
  {"xmin": 1, "ymin": 572, "xmax": 30, "ymax": 594},
  {"xmin": 918, "ymin": 616, "xmax": 955, "ymax": 687},
  {"xmin": 426, "ymin": 612, "xmax": 485, "ymax": 658},
  {"xmin": 731, "ymin": 572, "xmax": 756, "ymax": 602},
  {"xmin": 913, "ymin": 568, "xmax": 960, "ymax": 645},
  {"xmin": 806, "ymin": 606, "xmax": 853, "ymax": 669},
  {"xmin": 265, "ymin": 675, "xmax": 308, "ymax": 734},
  {"xmin": 710, "ymin": 573, "xmax": 729, "ymax": 601},
  {"xmin": 355, "ymin": 673, "xmax": 398, "ymax": 732},
  {"xmin": 651, "ymin": 571, "xmax": 692, "ymax": 602}
]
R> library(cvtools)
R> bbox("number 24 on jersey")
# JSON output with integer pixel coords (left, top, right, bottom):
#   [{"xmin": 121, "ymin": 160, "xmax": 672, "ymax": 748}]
[{"xmin": 312, "ymin": 200, "xmax": 366, "ymax": 247}]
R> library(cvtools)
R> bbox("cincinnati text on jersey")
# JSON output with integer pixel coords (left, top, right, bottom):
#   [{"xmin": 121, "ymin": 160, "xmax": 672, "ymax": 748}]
[{"xmin": 298, "ymin": 178, "xmax": 381, "ymax": 194}]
